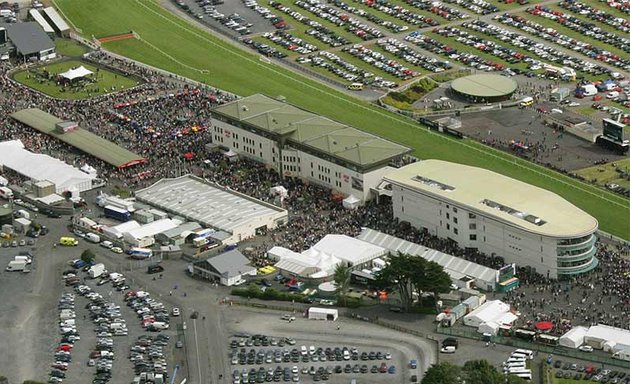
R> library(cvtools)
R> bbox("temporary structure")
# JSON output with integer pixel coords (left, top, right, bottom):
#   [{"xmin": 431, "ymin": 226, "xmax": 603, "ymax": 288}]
[
  {"xmin": 559, "ymin": 326, "xmax": 588, "ymax": 349},
  {"xmin": 342, "ymin": 195, "xmax": 361, "ymax": 210},
  {"xmin": 59, "ymin": 66, "xmax": 93, "ymax": 81}
]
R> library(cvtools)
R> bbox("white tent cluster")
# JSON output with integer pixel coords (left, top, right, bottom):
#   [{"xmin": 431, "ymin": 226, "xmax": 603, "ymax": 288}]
[
  {"xmin": 463, "ymin": 300, "xmax": 518, "ymax": 335},
  {"xmin": 269, "ymin": 234, "xmax": 387, "ymax": 279}
]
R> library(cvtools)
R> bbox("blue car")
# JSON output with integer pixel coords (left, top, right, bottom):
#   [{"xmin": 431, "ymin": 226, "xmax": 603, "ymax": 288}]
[{"xmin": 388, "ymin": 365, "xmax": 396, "ymax": 374}]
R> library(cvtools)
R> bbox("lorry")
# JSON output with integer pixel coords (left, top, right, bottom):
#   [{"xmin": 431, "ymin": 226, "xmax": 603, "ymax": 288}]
[
  {"xmin": 6, "ymin": 260, "xmax": 28, "ymax": 272},
  {"xmin": 103, "ymin": 205, "xmax": 131, "ymax": 222},
  {"xmin": 0, "ymin": 186, "xmax": 13, "ymax": 199},
  {"xmin": 88, "ymin": 263, "xmax": 105, "ymax": 279},
  {"xmin": 85, "ymin": 233, "xmax": 101, "ymax": 243},
  {"xmin": 612, "ymin": 350, "xmax": 630, "ymax": 361}
]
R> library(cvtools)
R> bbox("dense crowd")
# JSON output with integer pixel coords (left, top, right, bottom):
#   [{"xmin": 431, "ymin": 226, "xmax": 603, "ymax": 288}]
[{"xmin": 0, "ymin": 50, "xmax": 628, "ymax": 334}]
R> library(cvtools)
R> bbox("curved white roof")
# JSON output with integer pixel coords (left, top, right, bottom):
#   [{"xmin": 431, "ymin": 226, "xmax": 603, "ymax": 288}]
[{"xmin": 385, "ymin": 160, "xmax": 598, "ymax": 238}]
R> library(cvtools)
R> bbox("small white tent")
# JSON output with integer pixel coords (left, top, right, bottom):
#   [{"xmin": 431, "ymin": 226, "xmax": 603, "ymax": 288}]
[
  {"xmin": 478, "ymin": 321, "xmax": 500, "ymax": 335},
  {"xmin": 59, "ymin": 66, "xmax": 93, "ymax": 81},
  {"xmin": 342, "ymin": 195, "xmax": 361, "ymax": 210},
  {"xmin": 559, "ymin": 326, "xmax": 588, "ymax": 349}
]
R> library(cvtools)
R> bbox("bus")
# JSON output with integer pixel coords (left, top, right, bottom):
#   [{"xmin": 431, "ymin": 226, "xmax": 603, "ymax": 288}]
[
  {"xmin": 519, "ymin": 97, "xmax": 534, "ymax": 107},
  {"xmin": 128, "ymin": 247, "xmax": 153, "ymax": 259},
  {"xmin": 513, "ymin": 349, "xmax": 534, "ymax": 360},
  {"xmin": 510, "ymin": 371, "xmax": 532, "ymax": 381}
]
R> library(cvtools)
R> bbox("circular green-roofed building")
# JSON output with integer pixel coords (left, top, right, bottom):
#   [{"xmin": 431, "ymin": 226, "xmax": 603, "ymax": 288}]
[{"xmin": 450, "ymin": 74, "xmax": 517, "ymax": 103}]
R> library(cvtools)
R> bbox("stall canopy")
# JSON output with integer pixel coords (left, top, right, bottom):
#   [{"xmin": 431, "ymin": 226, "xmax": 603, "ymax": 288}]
[
  {"xmin": 536, "ymin": 321, "xmax": 554, "ymax": 331},
  {"xmin": 342, "ymin": 195, "xmax": 361, "ymax": 210},
  {"xmin": 59, "ymin": 66, "xmax": 93, "ymax": 81}
]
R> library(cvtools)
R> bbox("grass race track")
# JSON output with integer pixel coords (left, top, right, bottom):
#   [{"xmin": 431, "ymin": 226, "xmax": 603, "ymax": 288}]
[
  {"xmin": 13, "ymin": 60, "xmax": 139, "ymax": 99},
  {"xmin": 54, "ymin": 0, "xmax": 630, "ymax": 239}
]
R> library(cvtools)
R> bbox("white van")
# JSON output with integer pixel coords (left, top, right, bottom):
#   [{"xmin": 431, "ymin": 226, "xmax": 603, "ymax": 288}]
[
  {"xmin": 86, "ymin": 233, "xmax": 101, "ymax": 243},
  {"xmin": 100, "ymin": 240, "xmax": 113, "ymax": 249},
  {"xmin": 607, "ymin": 91, "xmax": 620, "ymax": 99},
  {"xmin": 14, "ymin": 255, "xmax": 32, "ymax": 264}
]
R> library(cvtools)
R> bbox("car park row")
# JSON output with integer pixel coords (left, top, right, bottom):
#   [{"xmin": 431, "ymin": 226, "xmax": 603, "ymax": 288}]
[
  {"xmin": 297, "ymin": 50, "xmax": 398, "ymax": 87},
  {"xmin": 294, "ymin": 0, "xmax": 386, "ymax": 40},
  {"xmin": 552, "ymin": 358, "xmax": 630, "ymax": 383},
  {"xmin": 375, "ymin": 38, "xmax": 452, "ymax": 73},
  {"xmin": 229, "ymin": 334, "xmax": 397, "ymax": 383},
  {"xmin": 403, "ymin": 0, "xmax": 468, "ymax": 21},
  {"xmin": 494, "ymin": 13, "xmax": 630, "ymax": 71},
  {"xmin": 269, "ymin": 1, "xmax": 351, "ymax": 46},
  {"xmin": 261, "ymin": 31, "xmax": 320, "ymax": 54},
  {"xmin": 405, "ymin": 31, "xmax": 507, "ymax": 72},
  {"xmin": 441, "ymin": 0, "xmax": 499, "ymax": 15},
  {"xmin": 341, "ymin": 43, "xmax": 419, "ymax": 80},
  {"xmin": 351, "ymin": 0, "xmax": 441, "ymax": 27},
  {"xmin": 243, "ymin": 0, "xmax": 288, "ymax": 29},
  {"xmin": 558, "ymin": 0, "xmax": 630, "ymax": 33},
  {"xmin": 50, "ymin": 291, "xmax": 77, "ymax": 384},
  {"xmin": 467, "ymin": 19, "xmax": 611, "ymax": 76},
  {"xmin": 525, "ymin": 5, "xmax": 630, "ymax": 54}
]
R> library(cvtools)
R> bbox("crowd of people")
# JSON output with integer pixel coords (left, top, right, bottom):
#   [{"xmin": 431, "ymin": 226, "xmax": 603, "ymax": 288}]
[{"xmin": 0, "ymin": 49, "xmax": 628, "ymax": 334}]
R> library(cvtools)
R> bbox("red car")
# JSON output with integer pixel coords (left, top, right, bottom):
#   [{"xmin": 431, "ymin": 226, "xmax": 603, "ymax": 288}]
[
  {"xmin": 55, "ymin": 345, "xmax": 72, "ymax": 352},
  {"xmin": 51, "ymin": 363, "xmax": 68, "ymax": 371},
  {"xmin": 379, "ymin": 363, "xmax": 388, "ymax": 373}
]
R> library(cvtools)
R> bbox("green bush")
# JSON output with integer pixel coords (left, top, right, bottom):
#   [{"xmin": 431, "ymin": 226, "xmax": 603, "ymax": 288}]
[{"xmin": 231, "ymin": 286, "xmax": 305, "ymax": 303}]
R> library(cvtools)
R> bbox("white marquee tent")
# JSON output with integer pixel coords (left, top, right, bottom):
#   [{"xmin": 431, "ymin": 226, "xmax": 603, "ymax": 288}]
[
  {"xmin": 585, "ymin": 324, "xmax": 630, "ymax": 352},
  {"xmin": 463, "ymin": 300, "xmax": 517, "ymax": 328},
  {"xmin": 270, "ymin": 234, "xmax": 387, "ymax": 278},
  {"xmin": 59, "ymin": 66, "xmax": 93, "ymax": 81},
  {"xmin": 0, "ymin": 140, "xmax": 97, "ymax": 194},
  {"xmin": 559, "ymin": 326, "xmax": 588, "ymax": 349}
]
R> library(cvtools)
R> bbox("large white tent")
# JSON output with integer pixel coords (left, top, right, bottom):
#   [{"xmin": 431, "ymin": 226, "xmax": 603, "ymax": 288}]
[
  {"xmin": 463, "ymin": 300, "xmax": 517, "ymax": 328},
  {"xmin": 59, "ymin": 66, "xmax": 93, "ymax": 81},
  {"xmin": 0, "ymin": 140, "xmax": 97, "ymax": 194},
  {"xmin": 585, "ymin": 324, "xmax": 630, "ymax": 352},
  {"xmin": 559, "ymin": 326, "xmax": 588, "ymax": 349},
  {"xmin": 269, "ymin": 234, "xmax": 387, "ymax": 278}
]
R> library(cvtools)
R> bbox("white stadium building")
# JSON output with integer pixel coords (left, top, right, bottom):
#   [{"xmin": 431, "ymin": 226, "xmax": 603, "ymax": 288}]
[{"xmin": 385, "ymin": 160, "xmax": 599, "ymax": 278}]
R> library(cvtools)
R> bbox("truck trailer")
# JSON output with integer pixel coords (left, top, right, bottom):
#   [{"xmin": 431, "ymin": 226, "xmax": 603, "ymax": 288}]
[
  {"xmin": 88, "ymin": 263, "xmax": 105, "ymax": 279},
  {"xmin": 104, "ymin": 205, "xmax": 131, "ymax": 222},
  {"xmin": 6, "ymin": 260, "xmax": 28, "ymax": 272}
]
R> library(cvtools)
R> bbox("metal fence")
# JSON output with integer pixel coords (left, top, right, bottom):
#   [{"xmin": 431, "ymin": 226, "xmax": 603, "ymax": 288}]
[{"xmin": 436, "ymin": 326, "xmax": 630, "ymax": 369}]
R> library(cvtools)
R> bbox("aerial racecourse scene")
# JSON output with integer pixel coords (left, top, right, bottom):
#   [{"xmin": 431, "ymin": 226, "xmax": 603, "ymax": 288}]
[{"xmin": 0, "ymin": 0, "xmax": 629, "ymax": 383}]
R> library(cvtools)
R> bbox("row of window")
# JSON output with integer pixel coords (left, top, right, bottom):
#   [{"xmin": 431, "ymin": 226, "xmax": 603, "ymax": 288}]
[
  {"xmin": 284, "ymin": 165, "xmax": 300, "ymax": 173},
  {"xmin": 283, "ymin": 155, "xmax": 299, "ymax": 163}
]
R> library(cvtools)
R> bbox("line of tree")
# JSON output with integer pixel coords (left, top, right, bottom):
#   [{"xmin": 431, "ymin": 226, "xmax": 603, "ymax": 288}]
[
  {"xmin": 374, "ymin": 252, "xmax": 452, "ymax": 312},
  {"xmin": 422, "ymin": 360, "xmax": 529, "ymax": 384}
]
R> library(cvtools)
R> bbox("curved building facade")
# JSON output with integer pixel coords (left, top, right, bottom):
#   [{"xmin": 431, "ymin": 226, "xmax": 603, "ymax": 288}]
[{"xmin": 385, "ymin": 160, "xmax": 599, "ymax": 279}]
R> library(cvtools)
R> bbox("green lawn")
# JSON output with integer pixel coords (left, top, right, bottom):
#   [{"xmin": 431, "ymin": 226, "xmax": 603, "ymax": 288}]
[
  {"xmin": 53, "ymin": 0, "xmax": 630, "ymax": 238},
  {"xmin": 55, "ymin": 38, "xmax": 89, "ymax": 57},
  {"xmin": 576, "ymin": 158, "xmax": 630, "ymax": 190},
  {"xmin": 12, "ymin": 60, "xmax": 139, "ymax": 99}
]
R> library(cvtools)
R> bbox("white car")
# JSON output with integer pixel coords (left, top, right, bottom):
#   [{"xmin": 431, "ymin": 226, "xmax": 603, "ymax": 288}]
[
  {"xmin": 172, "ymin": 307, "xmax": 180, "ymax": 317},
  {"xmin": 578, "ymin": 345, "xmax": 593, "ymax": 352},
  {"xmin": 110, "ymin": 247, "xmax": 123, "ymax": 254}
]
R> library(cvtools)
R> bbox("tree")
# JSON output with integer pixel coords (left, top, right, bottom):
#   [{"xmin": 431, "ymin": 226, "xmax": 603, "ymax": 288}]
[
  {"xmin": 375, "ymin": 252, "xmax": 415, "ymax": 311},
  {"xmin": 421, "ymin": 363, "xmax": 462, "ymax": 384},
  {"xmin": 333, "ymin": 263, "xmax": 352, "ymax": 305},
  {"xmin": 375, "ymin": 252, "xmax": 452, "ymax": 312},
  {"xmin": 81, "ymin": 249, "xmax": 95, "ymax": 264}
]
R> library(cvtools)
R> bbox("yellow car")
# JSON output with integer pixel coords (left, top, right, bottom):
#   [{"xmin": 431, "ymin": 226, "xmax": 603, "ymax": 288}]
[{"xmin": 258, "ymin": 265, "xmax": 276, "ymax": 275}]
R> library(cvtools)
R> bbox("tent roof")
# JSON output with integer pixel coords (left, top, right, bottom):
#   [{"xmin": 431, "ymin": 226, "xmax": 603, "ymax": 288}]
[
  {"xmin": 59, "ymin": 66, "xmax": 93, "ymax": 80},
  {"xmin": 464, "ymin": 300, "xmax": 514, "ymax": 325},
  {"xmin": 585, "ymin": 325, "xmax": 630, "ymax": 347},
  {"xmin": 123, "ymin": 219, "xmax": 181, "ymax": 240},
  {"xmin": 0, "ymin": 140, "xmax": 96, "ymax": 190},
  {"xmin": 559, "ymin": 326, "xmax": 588, "ymax": 348}
]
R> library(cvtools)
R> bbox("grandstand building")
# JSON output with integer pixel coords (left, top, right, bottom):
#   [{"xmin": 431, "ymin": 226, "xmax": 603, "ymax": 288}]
[
  {"xmin": 210, "ymin": 94, "xmax": 410, "ymax": 202},
  {"xmin": 385, "ymin": 160, "xmax": 599, "ymax": 278}
]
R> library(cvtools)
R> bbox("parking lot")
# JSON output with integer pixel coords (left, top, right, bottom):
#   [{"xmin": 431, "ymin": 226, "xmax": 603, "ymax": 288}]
[{"xmin": 221, "ymin": 306, "xmax": 435, "ymax": 384}]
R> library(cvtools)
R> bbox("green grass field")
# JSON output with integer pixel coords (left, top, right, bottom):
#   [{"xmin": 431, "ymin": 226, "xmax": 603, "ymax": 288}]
[
  {"xmin": 55, "ymin": 38, "xmax": 89, "ymax": 57},
  {"xmin": 12, "ymin": 60, "xmax": 139, "ymax": 99},
  {"xmin": 53, "ymin": 0, "xmax": 630, "ymax": 238},
  {"xmin": 576, "ymin": 159, "xmax": 630, "ymax": 190}
]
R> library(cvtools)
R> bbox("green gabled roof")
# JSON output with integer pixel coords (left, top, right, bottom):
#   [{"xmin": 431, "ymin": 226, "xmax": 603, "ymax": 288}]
[{"xmin": 213, "ymin": 94, "xmax": 410, "ymax": 168}]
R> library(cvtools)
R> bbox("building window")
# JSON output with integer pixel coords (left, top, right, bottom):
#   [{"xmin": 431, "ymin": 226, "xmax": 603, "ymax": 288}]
[
  {"xmin": 453, "ymin": 207, "xmax": 457, "ymax": 213},
  {"xmin": 469, "ymin": 234, "xmax": 476, "ymax": 241},
  {"xmin": 402, "ymin": 206, "xmax": 404, "ymax": 213},
  {"xmin": 453, "ymin": 217, "xmax": 458, "ymax": 224},
  {"xmin": 469, "ymin": 213, "xmax": 476, "ymax": 219},
  {"xmin": 446, "ymin": 224, "xmax": 450, "ymax": 230},
  {"xmin": 446, "ymin": 213, "xmax": 450, "ymax": 219},
  {"xmin": 454, "ymin": 228, "xmax": 458, "ymax": 235},
  {"xmin": 469, "ymin": 223, "xmax": 476, "ymax": 230}
]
